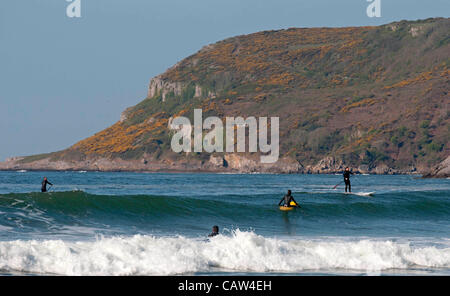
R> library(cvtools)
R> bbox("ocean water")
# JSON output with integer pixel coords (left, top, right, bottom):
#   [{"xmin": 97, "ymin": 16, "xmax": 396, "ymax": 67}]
[{"xmin": 0, "ymin": 170, "xmax": 449, "ymax": 276}]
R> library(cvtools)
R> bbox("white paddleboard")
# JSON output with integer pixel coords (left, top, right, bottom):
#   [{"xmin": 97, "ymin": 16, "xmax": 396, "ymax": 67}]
[{"xmin": 344, "ymin": 192, "xmax": 375, "ymax": 197}]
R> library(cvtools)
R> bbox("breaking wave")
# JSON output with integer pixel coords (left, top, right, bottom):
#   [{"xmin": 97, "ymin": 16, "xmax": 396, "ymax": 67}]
[{"xmin": 0, "ymin": 230, "xmax": 449, "ymax": 275}]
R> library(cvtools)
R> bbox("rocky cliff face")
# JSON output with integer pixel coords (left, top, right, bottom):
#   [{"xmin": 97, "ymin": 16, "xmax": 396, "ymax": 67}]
[
  {"xmin": 1, "ymin": 18, "xmax": 449, "ymax": 175},
  {"xmin": 148, "ymin": 76, "xmax": 184, "ymax": 102},
  {"xmin": 423, "ymin": 156, "xmax": 450, "ymax": 178},
  {"xmin": 147, "ymin": 76, "xmax": 216, "ymax": 102}
]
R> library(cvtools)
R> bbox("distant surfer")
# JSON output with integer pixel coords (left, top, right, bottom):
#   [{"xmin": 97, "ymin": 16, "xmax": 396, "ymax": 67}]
[
  {"xmin": 208, "ymin": 225, "xmax": 219, "ymax": 237},
  {"xmin": 278, "ymin": 190, "xmax": 299, "ymax": 207},
  {"xmin": 343, "ymin": 167, "xmax": 353, "ymax": 193},
  {"xmin": 41, "ymin": 177, "xmax": 53, "ymax": 193}
]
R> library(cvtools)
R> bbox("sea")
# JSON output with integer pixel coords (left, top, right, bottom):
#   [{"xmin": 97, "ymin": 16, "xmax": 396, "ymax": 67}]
[{"xmin": 0, "ymin": 170, "xmax": 449, "ymax": 276}]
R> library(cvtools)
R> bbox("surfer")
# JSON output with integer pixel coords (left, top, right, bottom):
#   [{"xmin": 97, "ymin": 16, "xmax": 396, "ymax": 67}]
[
  {"xmin": 208, "ymin": 225, "xmax": 219, "ymax": 237},
  {"xmin": 343, "ymin": 167, "xmax": 353, "ymax": 193},
  {"xmin": 41, "ymin": 177, "xmax": 53, "ymax": 193},
  {"xmin": 278, "ymin": 190, "xmax": 299, "ymax": 207}
]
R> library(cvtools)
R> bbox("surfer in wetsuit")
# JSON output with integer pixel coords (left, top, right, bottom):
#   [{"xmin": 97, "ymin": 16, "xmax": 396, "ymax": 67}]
[
  {"xmin": 278, "ymin": 190, "xmax": 299, "ymax": 207},
  {"xmin": 208, "ymin": 225, "xmax": 219, "ymax": 237},
  {"xmin": 41, "ymin": 177, "xmax": 53, "ymax": 193},
  {"xmin": 343, "ymin": 167, "xmax": 353, "ymax": 193}
]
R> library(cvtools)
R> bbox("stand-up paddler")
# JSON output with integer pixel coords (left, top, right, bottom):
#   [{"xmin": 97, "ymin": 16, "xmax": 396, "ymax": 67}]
[
  {"xmin": 41, "ymin": 177, "xmax": 53, "ymax": 193},
  {"xmin": 343, "ymin": 167, "xmax": 354, "ymax": 193}
]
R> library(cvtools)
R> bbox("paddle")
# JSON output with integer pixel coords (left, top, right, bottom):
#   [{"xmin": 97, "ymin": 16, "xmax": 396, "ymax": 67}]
[
  {"xmin": 333, "ymin": 181, "xmax": 344, "ymax": 189},
  {"xmin": 47, "ymin": 185, "xmax": 53, "ymax": 192}
]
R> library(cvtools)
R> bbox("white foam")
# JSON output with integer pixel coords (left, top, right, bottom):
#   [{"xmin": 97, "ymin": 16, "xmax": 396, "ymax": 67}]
[{"xmin": 0, "ymin": 230, "xmax": 449, "ymax": 275}]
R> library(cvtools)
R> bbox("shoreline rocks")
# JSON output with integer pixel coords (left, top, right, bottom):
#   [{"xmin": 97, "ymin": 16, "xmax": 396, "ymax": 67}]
[
  {"xmin": 422, "ymin": 156, "xmax": 450, "ymax": 178},
  {"xmin": 0, "ymin": 154, "xmax": 430, "ymax": 176}
]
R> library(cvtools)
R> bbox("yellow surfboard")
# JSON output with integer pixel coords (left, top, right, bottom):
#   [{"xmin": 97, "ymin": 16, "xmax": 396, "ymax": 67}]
[
  {"xmin": 279, "ymin": 206, "xmax": 294, "ymax": 211},
  {"xmin": 279, "ymin": 201, "xmax": 298, "ymax": 211}
]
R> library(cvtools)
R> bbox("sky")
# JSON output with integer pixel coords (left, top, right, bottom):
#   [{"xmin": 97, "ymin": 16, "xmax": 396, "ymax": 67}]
[{"xmin": 0, "ymin": 0, "xmax": 449, "ymax": 160}]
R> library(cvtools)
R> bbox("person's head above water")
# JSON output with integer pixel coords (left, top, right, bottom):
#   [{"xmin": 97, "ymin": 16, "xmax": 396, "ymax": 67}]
[
  {"xmin": 43, "ymin": 177, "xmax": 47, "ymax": 181},
  {"xmin": 287, "ymin": 190, "xmax": 292, "ymax": 195},
  {"xmin": 208, "ymin": 225, "xmax": 219, "ymax": 237}
]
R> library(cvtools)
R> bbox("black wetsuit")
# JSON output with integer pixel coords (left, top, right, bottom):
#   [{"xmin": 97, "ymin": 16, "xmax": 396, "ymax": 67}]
[
  {"xmin": 343, "ymin": 171, "xmax": 353, "ymax": 192},
  {"xmin": 278, "ymin": 194, "xmax": 296, "ymax": 207},
  {"xmin": 208, "ymin": 232, "xmax": 219, "ymax": 237},
  {"xmin": 41, "ymin": 180, "xmax": 53, "ymax": 193}
]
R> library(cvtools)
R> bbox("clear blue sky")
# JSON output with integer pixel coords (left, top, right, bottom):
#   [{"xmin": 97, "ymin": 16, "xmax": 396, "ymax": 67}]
[{"xmin": 0, "ymin": 0, "xmax": 449, "ymax": 160}]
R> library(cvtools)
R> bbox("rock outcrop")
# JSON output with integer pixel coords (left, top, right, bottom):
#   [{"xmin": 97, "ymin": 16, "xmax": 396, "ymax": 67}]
[
  {"xmin": 423, "ymin": 156, "xmax": 450, "ymax": 178},
  {"xmin": 148, "ymin": 76, "xmax": 185, "ymax": 102}
]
